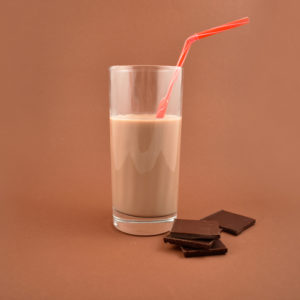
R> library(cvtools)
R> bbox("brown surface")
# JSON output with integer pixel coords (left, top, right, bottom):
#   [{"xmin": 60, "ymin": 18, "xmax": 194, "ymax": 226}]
[{"xmin": 1, "ymin": 0, "xmax": 300, "ymax": 299}]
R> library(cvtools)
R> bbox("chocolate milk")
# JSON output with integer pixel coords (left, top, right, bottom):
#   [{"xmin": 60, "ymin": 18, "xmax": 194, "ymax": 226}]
[{"xmin": 110, "ymin": 114, "xmax": 182, "ymax": 217}]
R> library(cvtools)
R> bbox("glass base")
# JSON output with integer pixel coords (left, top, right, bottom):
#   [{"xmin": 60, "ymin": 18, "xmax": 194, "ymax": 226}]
[{"xmin": 113, "ymin": 210, "xmax": 176, "ymax": 236}]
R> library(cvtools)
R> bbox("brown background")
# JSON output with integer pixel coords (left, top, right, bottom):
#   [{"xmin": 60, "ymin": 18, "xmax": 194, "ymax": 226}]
[{"xmin": 1, "ymin": 0, "xmax": 300, "ymax": 299}]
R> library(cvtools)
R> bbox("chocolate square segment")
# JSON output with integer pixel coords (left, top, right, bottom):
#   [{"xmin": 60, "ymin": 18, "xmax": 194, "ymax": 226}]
[
  {"xmin": 201, "ymin": 210, "xmax": 256, "ymax": 235},
  {"xmin": 164, "ymin": 234, "xmax": 214, "ymax": 249},
  {"xmin": 181, "ymin": 239, "xmax": 227, "ymax": 257},
  {"xmin": 170, "ymin": 219, "xmax": 221, "ymax": 240}
]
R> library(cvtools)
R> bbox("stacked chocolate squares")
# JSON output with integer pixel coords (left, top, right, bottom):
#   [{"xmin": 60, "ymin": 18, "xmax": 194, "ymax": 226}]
[{"xmin": 164, "ymin": 210, "xmax": 255, "ymax": 257}]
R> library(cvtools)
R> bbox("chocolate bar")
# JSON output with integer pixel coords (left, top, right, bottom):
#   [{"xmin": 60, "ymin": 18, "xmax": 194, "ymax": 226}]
[
  {"xmin": 170, "ymin": 219, "xmax": 221, "ymax": 240},
  {"xmin": 164, "ymin": 234, "xmax": 214, "ymax": 249},
  {"xmin": 181, "ymin": 239, "xmax": 227, "ymax": 257},
  {"xmin": 201, "ymin": 210, "xmax": 255, "ymax": 235}
]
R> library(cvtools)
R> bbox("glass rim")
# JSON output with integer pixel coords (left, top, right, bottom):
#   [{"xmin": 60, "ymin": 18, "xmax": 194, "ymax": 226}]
[{"xmin": 109, "ymin": 65, "xmax": 182, "ymax": 72}]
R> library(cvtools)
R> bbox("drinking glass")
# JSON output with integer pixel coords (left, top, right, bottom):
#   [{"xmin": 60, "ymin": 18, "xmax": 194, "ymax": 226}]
[{"xmin": 109, "ymin": 65, "xmax": 182, "ymax": 235}]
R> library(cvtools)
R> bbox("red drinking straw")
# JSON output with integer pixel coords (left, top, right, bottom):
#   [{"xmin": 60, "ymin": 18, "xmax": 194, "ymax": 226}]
[{"xmin": 156, "ymin": 17, "xmax": 250, "ymax": 118}]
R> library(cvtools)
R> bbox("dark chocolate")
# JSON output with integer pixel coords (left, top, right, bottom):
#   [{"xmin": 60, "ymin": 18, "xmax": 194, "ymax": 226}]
[
  {"xmin": 170, "ymin": 219, "xmax": 221, "ymax": 240},
  {"xmin": 164, "ymin": 234, "xmax": 214, "ymax": 249},
  {"xmin": 201, "ymin": 210, "xmax": 255, "ymax": 235},
  {"xmin": 181, "ymin": 239, "xmax": 227, "ymax": 258}
]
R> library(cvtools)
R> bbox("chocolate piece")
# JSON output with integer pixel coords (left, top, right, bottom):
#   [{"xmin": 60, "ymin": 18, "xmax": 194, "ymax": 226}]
[
  {"xmin": 201, "ymin": 210, "xmax": 255, "ymax": 235},
  {"xmin": 170, "ymin": 219, "xmax": 221, "ymax": 240},
  {"xmin": 164, "ymin": 234, "xmax": 214, "ymax": 249},
  {"xmin": 181, "ymin": 239, "xmax": 227, "ymax": 257}
]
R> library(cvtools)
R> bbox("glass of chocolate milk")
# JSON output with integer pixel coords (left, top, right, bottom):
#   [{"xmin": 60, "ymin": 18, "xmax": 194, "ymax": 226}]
[{"xmin": 109, "ymin": 65, "xmax": 182, "ymax": 235}]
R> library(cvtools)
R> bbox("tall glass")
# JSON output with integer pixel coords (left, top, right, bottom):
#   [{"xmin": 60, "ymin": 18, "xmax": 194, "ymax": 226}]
[{"xmin": 109, "ymin": 65, "xmax": 183, "ymax": 235}]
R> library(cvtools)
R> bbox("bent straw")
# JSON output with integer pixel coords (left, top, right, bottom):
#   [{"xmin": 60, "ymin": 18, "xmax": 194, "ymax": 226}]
[{"xmin": 156, "ymin": 17, "xmax": 250, "ymax": 118}]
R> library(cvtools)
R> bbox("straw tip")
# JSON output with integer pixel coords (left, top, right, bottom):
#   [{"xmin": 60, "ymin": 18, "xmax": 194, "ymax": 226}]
[{"xmin": 242, "ymin": 16, "xmax": 250, "ymax": 23}]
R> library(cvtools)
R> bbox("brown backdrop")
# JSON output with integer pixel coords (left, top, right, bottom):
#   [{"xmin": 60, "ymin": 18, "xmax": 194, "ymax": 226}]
[{"xmin": 1, "ymin": 0, "xmax": 300, "ymax": 299}]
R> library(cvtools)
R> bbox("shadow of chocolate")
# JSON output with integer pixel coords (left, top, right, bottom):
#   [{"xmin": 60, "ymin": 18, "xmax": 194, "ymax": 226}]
[{"xmin": 160, "ymin": 239, "xmax": 184, "ymax": 258}]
